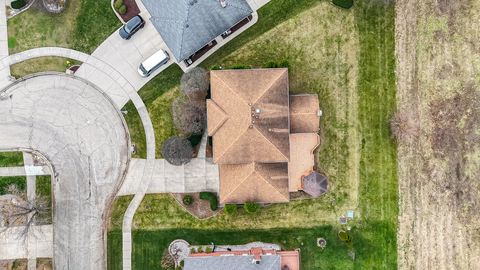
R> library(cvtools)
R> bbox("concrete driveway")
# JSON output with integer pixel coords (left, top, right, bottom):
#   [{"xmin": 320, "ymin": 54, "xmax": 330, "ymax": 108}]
[
  {"xmin": 0, "ymin": 74, "xmax": 130, "ymax": 270},
  {"xmin": 75, "ymin": 8, "xmax": 173, "ymax": 108}
]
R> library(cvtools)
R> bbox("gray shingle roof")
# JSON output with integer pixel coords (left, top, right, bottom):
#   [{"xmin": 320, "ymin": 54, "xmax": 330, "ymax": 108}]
[
  {"xmin": 184, "ymin": 254, "xmax": 281, "ymax": 270},
  {"xmin": 141, "ymin": 0, "xmax": 253, "ymax": 61}
]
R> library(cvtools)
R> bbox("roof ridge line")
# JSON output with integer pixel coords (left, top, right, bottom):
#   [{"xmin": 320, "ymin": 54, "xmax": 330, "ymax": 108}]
[
  {"xmin": 252, "ymin": 69, "xmax": 288, "ymax": 105},
  {"xmin": 178, "ymin": 0, "xmax": 192, "ymax": 60},
  {"xmin": 207, "ymin": 100, "xmax": 229, "ymax": 136},
  {"xmin": 220, "ymin": 163, "xmax": 255, "ymax": 202},
  {"xmin": 255, "ymin": 164, "xmax": 289, "ymax": 201},
  {"xmin": 252, "ymin": 125, "xmax": 289, "ymax": 161}
]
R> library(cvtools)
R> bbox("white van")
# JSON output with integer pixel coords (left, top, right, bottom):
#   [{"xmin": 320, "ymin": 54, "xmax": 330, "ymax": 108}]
[{"xmin": 138, "ymin": 50, "xmax": 170, "ymax": 77}]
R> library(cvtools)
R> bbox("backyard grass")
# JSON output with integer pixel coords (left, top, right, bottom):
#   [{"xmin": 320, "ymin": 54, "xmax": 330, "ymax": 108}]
[
  {"xmin": 0, "ymin": 152, "xmax": 23, "ymax": 167},
  {"xmin": 109, "ymin": 0, "xmax": 397, "ymax": 269},
  {"xmin": 7, "ymin": 0, "xmax": 120, "ymax": 76}
]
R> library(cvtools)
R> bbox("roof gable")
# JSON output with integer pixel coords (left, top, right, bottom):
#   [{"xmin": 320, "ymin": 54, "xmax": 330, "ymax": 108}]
[
  {"xmin": 142, "ymin": 0, "xmax": 253, "ymax": 61},
  {"xmin": 219, "ymin": 163, "xmax": 289, "ymax": 204}
]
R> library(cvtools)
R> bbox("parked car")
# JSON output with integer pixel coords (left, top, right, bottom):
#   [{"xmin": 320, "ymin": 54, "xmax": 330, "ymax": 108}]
[
  {"xmin": 119, "ymin": 15, "xmax": 145, "ymax": 40},
  {"xmin": 138, "ymin": 50, "xmax": 170, "ymax": 77}
]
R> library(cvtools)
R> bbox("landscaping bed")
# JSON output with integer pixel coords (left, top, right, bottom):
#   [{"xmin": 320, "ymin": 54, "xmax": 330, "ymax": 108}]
[
  {"xmin": 172, "ymin": 193, "xmax": 219, "ymax": 219},
  {"xmin": 113, "ymin": 0, "xmax": 140, "ymax": 22}
]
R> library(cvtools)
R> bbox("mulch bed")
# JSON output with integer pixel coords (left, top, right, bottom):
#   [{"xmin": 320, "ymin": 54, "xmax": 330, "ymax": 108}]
[
  {"xmin": 119, "ymin": 0, "xmax": 140, "ymax": 22},
  {"xmin": 172, "ymin": 193, "xmax": 219, "ymax": 219}
]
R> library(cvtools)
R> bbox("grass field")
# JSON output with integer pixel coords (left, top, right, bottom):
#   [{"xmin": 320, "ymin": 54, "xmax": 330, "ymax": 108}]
[
  {"xmin": 109, "ymin": 0, "xmax": 397, "ymax": 269},
  {"xmin": 0, "ymin": 152, "xmax": 23, "ymax": 167},
  {"xmin": 7, "ymin": 0, "xmax": 120, "ymax": 77}
]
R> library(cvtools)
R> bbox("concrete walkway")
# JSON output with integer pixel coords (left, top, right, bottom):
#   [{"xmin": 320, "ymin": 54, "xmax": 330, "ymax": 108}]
[
  {"xmin": 0, "ymin": 0, "xmax": 11, "ymax": 89},
  {"xmin": 0, "ymin": 225, "xmax": 53, "ymax": 260},
  {"xmin": 0, "ymin": 165, "xmax": 50, "ymax": 176},
  {"xmin": 117, "ymin": 158, "xmax": 219, "ymax": 196}
]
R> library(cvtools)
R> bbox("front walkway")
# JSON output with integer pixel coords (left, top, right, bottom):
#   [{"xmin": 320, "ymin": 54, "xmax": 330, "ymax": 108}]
[
  {"xmin": 0, "ymin": 0, "xmax": 11, "ymax": 88},
  {"xmin": 0, "ymin": 225, "xmax": 53, "ymax": 260}
]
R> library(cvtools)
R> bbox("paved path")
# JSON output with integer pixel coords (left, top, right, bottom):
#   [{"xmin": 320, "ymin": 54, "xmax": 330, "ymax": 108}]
[
  {"xmin": 0, "ymin": 225, "xmax": 53, "ymax": 260},
  {"xmin": 0, "ymin": 165, "xmax": 50, "ymax": 176},
  {"xmin": 0, "ymin": 74, "xmax": 130, "ymax": 269},
  {"xmin": 117, "ymin": 158, "xmax": 219, "ymax": 196},
  {"xmin": 0, "ymin": 0, "xmax": 11, "ymax": 89}
]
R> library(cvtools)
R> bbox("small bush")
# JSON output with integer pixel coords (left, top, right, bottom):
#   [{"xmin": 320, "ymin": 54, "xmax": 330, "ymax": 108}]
[
  {"xmin": 190, "ymin": 247, "xmax": 196, "ymax": 253},
  {"xmin": 118, "ymin": 5, "xmax": 127, "ymax": 15},
  {"xmin": 224, "ymin": 204, "xmax": 238, "ymax": 216},
  {"xmin": 332, "ymin": 0, "xmax": 354, "ymax": 9},
  {"xmin": 205, "ymin": 246, "xmax": 213, "ymax": 253},
  {"xmin": 210, "ymin": 65, "xmax": 222, "ymax": 70},
  {"xmin": 11, "ymin": 0, "xmax": 26, "ymax": 9},
  {"xmin": 244, "ymin": 202, "xmax": 260, "ymax": 214},
  {"xmin": 231, "ymin": 64, "xmax": 252, "ymax": 69},
  {"xmin": 199, "ymin": 192, "xmax": 218, "ymax": 211},
  {"xmin": 182, "ymin": 195, "xmax": 193, "ymax": 206},
  {"xmin": 113, "ymin": 0, "xmax": 123, "ymax": 10},
  {"xmin": 264, "ymin": 60, "xmax": 290, "ymax": 68}
]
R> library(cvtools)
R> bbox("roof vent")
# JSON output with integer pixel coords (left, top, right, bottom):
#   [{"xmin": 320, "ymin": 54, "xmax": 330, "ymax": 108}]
[{"xmin": 219, "ymin": 0, "xmax": 227, "ymax": 8}]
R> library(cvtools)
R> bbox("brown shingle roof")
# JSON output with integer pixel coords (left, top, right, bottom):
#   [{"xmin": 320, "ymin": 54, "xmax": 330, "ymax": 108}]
[
  {"xmin": 219, "ymin": 162, "xmax": 289, "ymax": 204},
  {"xmin": 288, "ymin": 133, "xmax": 320, "ymax": 192},
  {"xmin": 208, "ymin": 69, "xmax": 290, "ymax": 164},
  {"xmin": 289, "ymin": 94, "xmax": 320, "ymax": 133}
]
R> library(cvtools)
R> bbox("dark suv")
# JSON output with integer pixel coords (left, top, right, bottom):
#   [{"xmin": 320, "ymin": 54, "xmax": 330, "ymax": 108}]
[{"xmin": 119, "ymin": 16, "xmax": 145, "ymax": 40}]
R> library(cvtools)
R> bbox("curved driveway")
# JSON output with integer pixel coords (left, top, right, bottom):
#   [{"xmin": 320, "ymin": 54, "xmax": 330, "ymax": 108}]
[{"xmin": 0, "ymin": 74, "xmax": 130, "ymax": 269}]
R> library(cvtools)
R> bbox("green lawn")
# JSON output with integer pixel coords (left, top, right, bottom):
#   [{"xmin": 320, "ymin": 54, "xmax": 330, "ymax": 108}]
[
  {"xmin": 7, "ymin": 0, "xmax": 120, "ymax": 76},
  {"xmin": 122, "ymin": 66, "xmax": 184, "ymax": 158},
  {"xmin": 0, "ymin": 176, "xmax": 26, "ymax": 195},
  {"xmin": 0, "ymin": 152, "xmax": 24, "ymax": 167},
  {"xmin": 36, "ymin": 175, "xmax": 53, "ymax": 224},
  {"xmin": 110, "ymin": 0, "xmax": 398, "ymax": 269}
]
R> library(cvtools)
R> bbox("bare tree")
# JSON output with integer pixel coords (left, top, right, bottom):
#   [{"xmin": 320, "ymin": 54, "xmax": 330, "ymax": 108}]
[
  {"xmin": 180, "ymin": 67, "xmax": 209, "ymax": 103},
  {"xmin": 172, "ymin": 97, "xmax": 207, "ymax": 136},
  {"xmin": 0, "ymin": 196, "xmax": 50, "ymax": 238},
  {"xmin": 161, "ymin": 136, "xmax": 193, "ymax": 166}
]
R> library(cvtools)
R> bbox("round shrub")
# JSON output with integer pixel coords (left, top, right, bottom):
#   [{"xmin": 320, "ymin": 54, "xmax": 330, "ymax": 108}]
[
  {"xmin": 11, "ymin": 0, "xmax": 27, "ymax": 9},
  {"xmin": 332, "ymin": 0, "xmax": 354, "ymax": 9},
  {"xmin": 205, "ymin": 246, "xmax": 213, "ymax": 253},
  {"xmin": 161, "ymin": 136, "xmax": 193, "ymax": 166},
  {"xmin": 114, "ymin": 0, "xmax": 124, "ymax": 10},
  {"xmin": 118, "ymin": 5, "xmax": 127, "ymax": 15},
  {"xmin": 244, "ymin": 202, "xmax": 260, "ymax": 214},
  {"xmin": 182, "ymin": 195, "xmax": 193, "ymax": 206},
  {"xmin": 223, "ymin": 204, "xmax": 237, "ymax": 216}
]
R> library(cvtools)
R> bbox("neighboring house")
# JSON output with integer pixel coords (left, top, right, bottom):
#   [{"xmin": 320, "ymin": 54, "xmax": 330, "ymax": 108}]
[
  {"xmin": 140, "ymin": 0, "xmax": 254, "ymax": 67},
  {"xmin": 185, "ymin": 246, "xmax": 299, "ymax": 270},
  {"xmin": 207, "ymin": 68, "xmax": 324, "ymax": 204}
]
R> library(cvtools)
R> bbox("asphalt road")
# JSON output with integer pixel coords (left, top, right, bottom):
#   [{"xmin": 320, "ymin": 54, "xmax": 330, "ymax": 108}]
[{"xmin": 0, "ymin": 74, "xmax": 130, "ymax": 270}]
